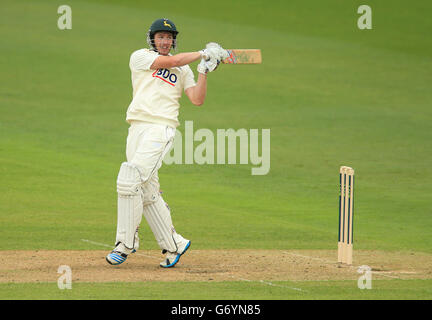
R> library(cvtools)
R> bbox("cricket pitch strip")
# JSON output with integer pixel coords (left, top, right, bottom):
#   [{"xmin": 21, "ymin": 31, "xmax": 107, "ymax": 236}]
[{"xmin": 1, "ymin": 250, "xmax": 431, "ymax": 283}]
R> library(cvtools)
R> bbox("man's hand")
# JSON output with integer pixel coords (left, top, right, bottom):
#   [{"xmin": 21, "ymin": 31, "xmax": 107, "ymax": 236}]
[
  {"xmin": 197, "ymin": 57, "xmax": 220, "ymax": 75},
  {"xmin": 200, "ymin": 42, "xmax": 228, "ymax": 61},
  {"xmin": 206, "ymin": 42, "xmax": 229, "ymax": 60},
  {"xmin": 197, "ymin": 51, "xmax": 219, "ymax": 75},
  {"xmin": 198, "ymin": 42, "xmax": 227, "ymax": 74},
  {"xmin": 197, "ymin": 58, "xmax": 209, "ymax": 74}
]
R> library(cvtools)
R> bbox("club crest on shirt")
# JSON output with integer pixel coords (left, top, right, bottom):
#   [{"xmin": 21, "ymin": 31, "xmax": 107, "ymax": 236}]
[{"xmin": 152, "ymin": 68, "xmax": 178, "ymax": 86}]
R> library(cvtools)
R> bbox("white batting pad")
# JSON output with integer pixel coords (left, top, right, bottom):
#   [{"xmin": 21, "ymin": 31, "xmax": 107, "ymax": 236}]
[
  {"xmin": 142, "ymin": 195, "xmax": 188, "ymax": 253},
  {"xmin": 115, "ymin": 162, "xmax": 144, "ymax": 250}
]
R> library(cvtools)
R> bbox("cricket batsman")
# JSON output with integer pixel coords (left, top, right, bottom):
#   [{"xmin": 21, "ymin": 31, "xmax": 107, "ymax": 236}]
[{"xmin": 106, "ymin": 18, "xmax": 228, "ymax": 268}]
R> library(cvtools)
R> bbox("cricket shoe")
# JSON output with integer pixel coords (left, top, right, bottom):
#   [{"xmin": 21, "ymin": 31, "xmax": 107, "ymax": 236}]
[
  {"xmin": 105, "ymin": 242, "xmax": 134, "ymax": 266},
  {"xmin": 160, "ymin": 240, "xmax": 191, "ymax": 268},
  {"xmin": 106, "ymin": 251, "xmax": 128, "ymax": 265}
]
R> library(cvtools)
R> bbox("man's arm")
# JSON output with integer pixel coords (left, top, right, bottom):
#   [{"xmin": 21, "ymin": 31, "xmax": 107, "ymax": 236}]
[
  {"xmin": 150, "ymin": 52, "xmax": 201, "ymax": 70},
  {"xmin": 185, "ymin": 73, "xmax": 207, "ymax": 106},
  {"xmin": 150, "ymin": 43, "xmax": 227, "ymax": 70}
]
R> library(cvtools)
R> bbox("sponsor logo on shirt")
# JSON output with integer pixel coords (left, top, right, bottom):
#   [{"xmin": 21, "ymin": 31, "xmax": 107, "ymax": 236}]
[{"xmin": 152, "ymin": 68, "xmax": 178, "ymax": 86}]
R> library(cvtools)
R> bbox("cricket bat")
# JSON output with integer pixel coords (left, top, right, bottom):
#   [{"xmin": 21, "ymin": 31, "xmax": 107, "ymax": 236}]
[{"xmin": 223, "ymin": 49, "xmax": 262, "ymax": 64}]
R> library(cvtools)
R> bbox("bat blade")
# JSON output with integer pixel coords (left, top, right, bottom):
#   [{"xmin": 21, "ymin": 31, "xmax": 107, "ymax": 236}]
[{"xmin": 223, "ymin": 49, "xmax": 262, "ymax": 64}]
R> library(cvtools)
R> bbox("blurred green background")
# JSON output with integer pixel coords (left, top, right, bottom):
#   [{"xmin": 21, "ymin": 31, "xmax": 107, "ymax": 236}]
[{"xmin": 0, "ymin": 0, "xmax": 431, "ymax": 299}]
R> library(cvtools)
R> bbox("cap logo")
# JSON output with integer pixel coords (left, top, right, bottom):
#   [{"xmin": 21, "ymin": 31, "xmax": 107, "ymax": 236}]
[{"xmin": 163, "ymin": 20, "xmax": 172, "ymax": 28}]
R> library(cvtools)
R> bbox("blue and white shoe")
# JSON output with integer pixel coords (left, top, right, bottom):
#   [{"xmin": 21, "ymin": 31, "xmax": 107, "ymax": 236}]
[
  {"xmin": 106, "ymin": 251, "xmax": 128, "ymax": 265},
  {"xmin": 106, "ymin": 239, "xmax": 137, "ymax": 266},
  {"xmin": 160, "ymin": 240, "xmax": 191, "ymax": 268}
]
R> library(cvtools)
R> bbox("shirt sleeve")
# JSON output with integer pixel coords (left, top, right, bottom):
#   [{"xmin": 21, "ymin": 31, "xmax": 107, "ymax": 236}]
[
  {"xmin": 182, "ymin": 65, "xmax": 196, "ymax": 91},
  {"xmin": 129, "ymin": 49, "xmax": 159, "ymax": 71}
]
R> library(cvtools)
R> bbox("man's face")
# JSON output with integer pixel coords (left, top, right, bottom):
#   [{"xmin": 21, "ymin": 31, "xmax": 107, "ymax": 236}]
[{"xmin": 154, "ymin": 31, "xmax": 174, "ymax": 56}]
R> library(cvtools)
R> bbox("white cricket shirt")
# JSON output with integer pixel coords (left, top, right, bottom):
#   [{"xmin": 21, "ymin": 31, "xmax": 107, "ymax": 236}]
[{"xmin": 126, "ymin": 49, "xmax": 196, "ymax": 128}]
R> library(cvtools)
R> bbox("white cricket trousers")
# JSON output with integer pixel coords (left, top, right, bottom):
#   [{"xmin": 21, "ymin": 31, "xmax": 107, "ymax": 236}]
[
  {"xmin": 118, "ymin": 120, "xmax": 186, "ymax": 253},
  {"xmin": 126, "ymin": 121, "xmax": 175, "ymax": 181}
]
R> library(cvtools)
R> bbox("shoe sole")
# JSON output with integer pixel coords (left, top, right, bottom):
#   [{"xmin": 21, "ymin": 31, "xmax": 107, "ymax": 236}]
[{"xmin": 160, "ymin": 241, "xmax": 191, "ymax": 268}]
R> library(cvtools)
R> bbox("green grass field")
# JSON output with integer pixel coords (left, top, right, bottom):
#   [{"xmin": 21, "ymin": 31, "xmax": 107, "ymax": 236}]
[{"xmin": 1, "ymin": 0, "xmax": 431, "ymax": 300}]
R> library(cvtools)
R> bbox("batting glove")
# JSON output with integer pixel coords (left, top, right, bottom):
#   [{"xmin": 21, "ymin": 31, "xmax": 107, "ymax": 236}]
[
  {"xmin": 206, "ymin": 42, "xmax": 229, "ymax": 60},
  {"xmin": 198, "ymin": 48, "xmax": 221, "ymax": 74},
  {"xmin": 197, "ymin": 58, "xmax": 209, "ymax": 74},
  {"xmin": 206, "ymin": 58, "xmax": 220, "ymax": 72}
]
